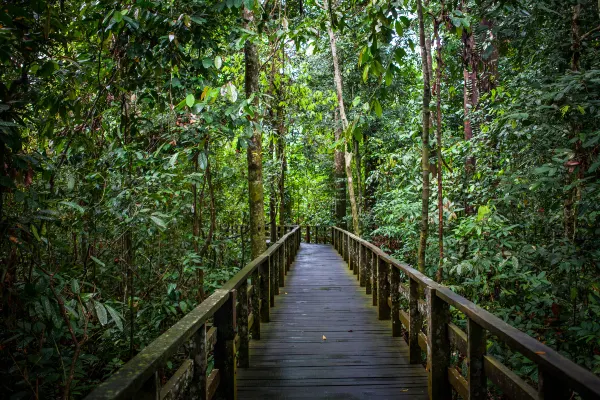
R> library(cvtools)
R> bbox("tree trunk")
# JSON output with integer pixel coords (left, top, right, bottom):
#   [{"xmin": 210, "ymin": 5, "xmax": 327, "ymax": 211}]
[
  {"xmin": 243, "ymin": 7, "xmax": 266, "ymax": 258},
  {"xmin": 434, "ymin": 17, "xmax": 444, "ymax": 282},
  {"xmin": 334, "ymin": 109, "xmax": 347, "ymax": 228},
  {"xmin": 417, "ymin": 0, "xmax": 431, "ymax": 274},
  {"xmin": 327, "ymin": 9, "xmax": 360, "ymax": 235}
]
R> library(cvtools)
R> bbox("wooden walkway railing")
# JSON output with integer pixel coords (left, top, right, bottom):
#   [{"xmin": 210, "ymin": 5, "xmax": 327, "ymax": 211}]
[
  {"xmin": 332, "ymin": 227, "xmax": 600, "ymax": 400},
  {"xmin": 86, "ymin": 226, "xmax": 301, "ymax": 400},
  {"xmin": 85, "ymin": 224, "xmax": 600, "ymax": 400}
]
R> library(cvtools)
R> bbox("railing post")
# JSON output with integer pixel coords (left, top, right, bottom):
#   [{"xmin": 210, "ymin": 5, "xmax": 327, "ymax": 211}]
[
  {"xmin": 260, "ymin": 257, "xmax": 270, "ymax": 323},
  {"xmin": 353, "ymin": 240, "xmax": 358, "ymax": 276},
  {"xmin": 279, "ymin": 242, "xmax": 285, "ymax": 286},
  {"xmin": 377, "ymin": 256, "xmax": 390, "ymax": 320},
  {"xmin": 214, "ymin": 290, "xmax": 237, "ymax": 400},
  {"xmin": 286, "ymin": 238, "xmax": 291, "ymax": 271},
  {"xmin": 238, "ymin": 281, "xmax": 249, "ymax": 368},
  {"xmin": 390, "ymin": 267, "xmax": 401, "ymax": 337},
  {"xmin": 539, "ymin": 367, "xmax": 570, "ymax": 400},
  {"xmin": 190, "ymin": 323, "xmax": 207, "ymax": 400},
  {"xmin": 467, "ymin": 318, "xmax": 486, "ymax": 400},
  {"xmin": 348, "ymin": 237, "xmax": 353, "ymax": 271},
  {"xmin": 365, "ymin": 248, "xmax": 372, "ymax": 295},
  {"xmin": 351, "ymin": 238, "xmax": 356, "ymax": 271},
  {"xmin": 426, "ymin": 287, "xmax": 450, "ymax": 400},
  {"xmin": 371, "ymin": 251, "xmax": 377, "ymax": 306},
  {"xmin": 359, "ymin": 244, "xmax": 366, "ymax": 286},
  {"xmin": 409, "ymin": 277, "xmax": 422, "ymax": 364},
  {"xmin": 307, "ymin": 226, "xmax": 311, "ymax": 243},
  {"xmin": 139, "ymin": 372, "xmax": 159, "ymax": 400},
  {"xmin": 272, "ymin": 247, "xmax": 279, "ymax": 298}
]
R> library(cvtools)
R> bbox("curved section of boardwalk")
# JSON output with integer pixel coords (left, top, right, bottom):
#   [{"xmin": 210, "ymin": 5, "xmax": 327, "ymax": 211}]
[{"xmin": 238, "ymin": 243, "xmax": 428, "ymax": 399}]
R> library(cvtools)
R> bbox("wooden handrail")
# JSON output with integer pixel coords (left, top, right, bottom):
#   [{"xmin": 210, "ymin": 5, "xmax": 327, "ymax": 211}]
[
  {"xmin": 332, "ymin": 226, "xmax": 600, "ymax": 400},
  {"xmin": 86, "ymin": 226, "xmax": 302, "ymax": 400}
]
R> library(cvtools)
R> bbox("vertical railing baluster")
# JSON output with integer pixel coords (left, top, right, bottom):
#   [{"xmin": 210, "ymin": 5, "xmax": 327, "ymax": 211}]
[
  {"xmin": 250, "ymin": 267, "xmax": 261, "ymax": 340},
  {"xmin": 467, "ymin": 318, "xmax": 486, "ymax": 400},
  {"xmin": 279, "ymin": 242, "xmax": 285, "ymax": 288},
  {"xmin": 353, "ymin": 240, "xmax": 358, "ymax": 276},
  {"xmin": 426, "ymin": 287, "xmax": 450, "ymax": 400},
  {"xmin": 307, "ymin": 226, "xmax": 311, "ymax": 243},
  {"xmin": 138, "ymin": 371, "xmax": 160, "ymax": 400},
  {"xmin": 377, "ymin": 256, "xmax": 390, "ymax": 320},
  {"xmin": 538, "ymin": 367, "xmax": 570, "ymax": 399},
  {"xmin": 191, "ymin": 323, "xmax": 207, "ymax": 400},
  {"xmin": 238, "ymin": 281, "xmax": 249, "ymax": 368},
  {"xmin": 390, "ymin": 267, "xmax": 401, "ymax": 337},
  {"xmin": 366, "ymin": 248, "xmax": 372, "ymax": 295},
  {"xmin": 214, "ymin": 290, "xmax": 236, "ymax": 399},
  {"xmin": 409, "ymin": 277, "xmax": 421, "ymax": 364},
  {"xmin": 359, "ymin": 244, "xmax": 365, "ymax": 286},
  {"xmin": 261, "ymin": 256, "xmax": 270, "ymax": 322},
  {"xmin": 371, "ymin": 251, "xmax": 377, "ymax": 306}
]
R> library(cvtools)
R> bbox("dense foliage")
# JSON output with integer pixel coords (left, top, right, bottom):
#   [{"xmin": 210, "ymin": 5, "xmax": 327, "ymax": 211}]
[{"xmin": 1, "ymin": 0, "xmax": 599, "ymax": 398}]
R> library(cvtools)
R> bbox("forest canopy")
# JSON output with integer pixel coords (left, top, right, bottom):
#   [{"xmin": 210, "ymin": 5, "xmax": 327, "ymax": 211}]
[{"xmin": 1, "ymin": 0, "xmax": 600, "ymax": 398}]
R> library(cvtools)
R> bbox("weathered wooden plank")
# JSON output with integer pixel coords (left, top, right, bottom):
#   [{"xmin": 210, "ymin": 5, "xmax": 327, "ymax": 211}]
[
  {"xmin": 214, "ymin": 290, "xmax": 236, "ymax": 399},
  {"xmin": 468, "ymin": 318, "xmax": 486, "ymax": 400},
  {"xmin": 237, "ymin": 243, "xmax": 427, "ymax": 399},
  {"xmin": 484, "ymin": 355, "xmax": 536, "ymax": 400},
  {"xmin": 426, "ymin": 287, "xmax": 450, "ymax": 400},
  {"xmin": 409, "ymin": 278, "xmax": 422, "ymax": 364},
  {"xmin": 206, "ymin": 369, "xmax": 220, "ymax": 400},
  {"xmin": 448, "ymin": 322, "xmax": 467, "ymax": 355},
  {"xmin": 160, "ymin": 359, "xmax": 193, "ymax": 400},
  {"xmin": 378, "ymin": 256, "xmax": 390, "ymax": 320},
  {"xmin": 189, "ymin": 323, "xmax": 207, "ymax": 400},
  {"xmin": 447, "ymin": 367, "xmax": 468, "ymax": 400}
]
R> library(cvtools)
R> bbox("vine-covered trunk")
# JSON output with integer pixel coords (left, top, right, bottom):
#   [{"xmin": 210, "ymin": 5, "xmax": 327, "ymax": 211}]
[
  {"xmin": 417, "ymin": 0, "xmax": 431, "ymax": 273},
  {"xmin": 244, "ymin": 7, "xmax": 266, "ymax": 258},
  {"xmin": 327, "ymin": 12, "xmax": 360, "ymax": 235}
]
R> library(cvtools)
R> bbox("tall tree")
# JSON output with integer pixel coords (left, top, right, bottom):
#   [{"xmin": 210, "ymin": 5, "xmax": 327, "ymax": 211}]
[
  {"xmin": 326, "ymin": 1, "xmax": 360, "ymax": 235},
  {"xmin": 416, "ymin": 0, "xmax": 432, "ymax": 273},
  {"xmin": 334, "ymin": 108, "xmax": 347, "ymax": 227},
  {"xmin": 243, "ymin": 7, "xmax": 266, "ymax": 257}
]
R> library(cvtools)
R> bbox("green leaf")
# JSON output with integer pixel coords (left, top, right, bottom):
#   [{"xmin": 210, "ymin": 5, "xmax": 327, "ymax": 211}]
[
  {"xmin": 202, "ymin": 58, "xmax": 213, "ymax": 68},
  {"xmin": 185, "ymin": 94, "xmax": 195, "ymax": 108},
  {"xmin": 169, "ymin": 152, "xmax": 179, "ymax": 167},
  {"xmin": 150, "ymin": 215, "xmax": 167, "ymax": 230},
  {"xmin": 60, "ymin": 201, "xmax": 85, "ymax": 213},
  {"xmin": 198, "ymin": 152, "xmax": 208, "ymax": 170},
  {"xmin": 31, "ymin": 225, "xmax": 41, "ymax": 241},
  {"xmin": 179, "ymin": 301, "xmax": 188, "ymax": 313},
  {"xmin": 372, "ymin": 99, "xmax": 383, "ymax": 118},
  {"xmin": 113, "ymin": 11, "xmax": 123, "ymax": 23},
  {"xmin": 94, "ymin": 301, "xmax": 108, "ymax": 325},
  {"xmin": 90, "ymin": 256, "xmax": 106, "ymax": 268},
  {"xmin": 105, "ymin": 304, "xmax": 123, "ymax": 331},
  {"xmin": 362, "ymin": 65, "xmax": 369, "ymax": 83},
  {"xmin": 71, "ymin": 279, "xmax": 80, "ymax": 294},
  {"xmin": 214, "ymin": 56, "xmax": 222, "ymax": 69}
]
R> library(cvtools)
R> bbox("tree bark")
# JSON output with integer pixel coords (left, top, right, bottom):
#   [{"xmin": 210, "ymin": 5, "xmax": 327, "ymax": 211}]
[
  {"xmin": 334, "ymin": 108, "xmax": 347, "ymax": 228},
  {"xmin": 417, "ymin": 0, "xmax": 431, "ymax": 273},
  {"xmin": 327, "ymin": 8, "xmax": 360, "ymax": 235},
  {"xmin": 434, "ymin": 16, "xmax": 444, "ymax": 282},
  {"xmin": 244, "ymin": 7, "xmax": 266, "ymax": 258}
]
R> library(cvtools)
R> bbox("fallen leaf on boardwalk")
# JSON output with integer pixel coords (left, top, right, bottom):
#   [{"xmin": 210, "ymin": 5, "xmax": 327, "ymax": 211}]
[
  {"xmin": 348, "ymin": 330, "xmax": 353, "ymax": 332},
  {"xmin": 401, "ymin": 389, "xmax": 409, "ymax": 392},
  {"xmin": 535, "ymin": 351, "xmax": 546, "ymax": 355},
  {"xmin": 322, "ymin": 335, "xmax": 327, "ymax": 340},
  {"xmin": 285, "ymin": 292, "xmax": 288, "ymax": 294}
]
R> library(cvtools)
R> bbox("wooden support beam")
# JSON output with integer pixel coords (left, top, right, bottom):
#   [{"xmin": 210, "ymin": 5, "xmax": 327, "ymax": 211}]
[
  {"xmin": 237, "ymin": 282, "xmax": 249, "ymax": 368},
  {"xmin": 426, "ymin": 287, "xmax": 451, "ymax": 400},
  {"xmin": 409, "ymin": 277, "xmax": 422, "ymax": 364},
  {"xmin": 468, "ymin": 318, "xmax": 487, "ymax": 400},
  {"xmin": 260, "ymin": 256, "xmax": 270, "ymax": 323},
  {"xmin": 214, "ymin": 290, "xmax": 236, "ymax": 399},
  {"xmin": 390, "ymin": 268, "xmax": 401, "ymax": 337},
  {"xmin": 377, "ymin": 256, "xmax": 390, "ymax": 320}
]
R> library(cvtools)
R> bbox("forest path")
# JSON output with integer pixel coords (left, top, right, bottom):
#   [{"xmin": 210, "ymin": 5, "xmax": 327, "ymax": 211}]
[{"xmin": 237, "ymin": 243, "xmax": 428, "ymax": 399}]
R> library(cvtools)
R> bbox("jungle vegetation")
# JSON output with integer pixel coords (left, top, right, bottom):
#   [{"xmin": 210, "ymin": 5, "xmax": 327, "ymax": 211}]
[{"xmin": 1, "ymin": 0, "xmax": 599, "ymax": 398}]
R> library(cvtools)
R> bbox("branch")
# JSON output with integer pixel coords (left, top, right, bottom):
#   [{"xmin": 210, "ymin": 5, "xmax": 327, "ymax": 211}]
[{"xmin": 581, "ymin": 25, "xmax": 600, "ymax": 41}]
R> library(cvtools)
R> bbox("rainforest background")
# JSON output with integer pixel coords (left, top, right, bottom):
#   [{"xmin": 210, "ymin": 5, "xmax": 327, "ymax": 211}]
[{"xmin": 1, "ymin": 0, "xmax": 599, "ymax": 398}]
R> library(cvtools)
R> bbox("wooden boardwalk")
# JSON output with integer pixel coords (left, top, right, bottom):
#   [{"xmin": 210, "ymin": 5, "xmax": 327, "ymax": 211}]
[{"xmin": 237, "ymin": 243, "xmax": 428, "ymax": 399}]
